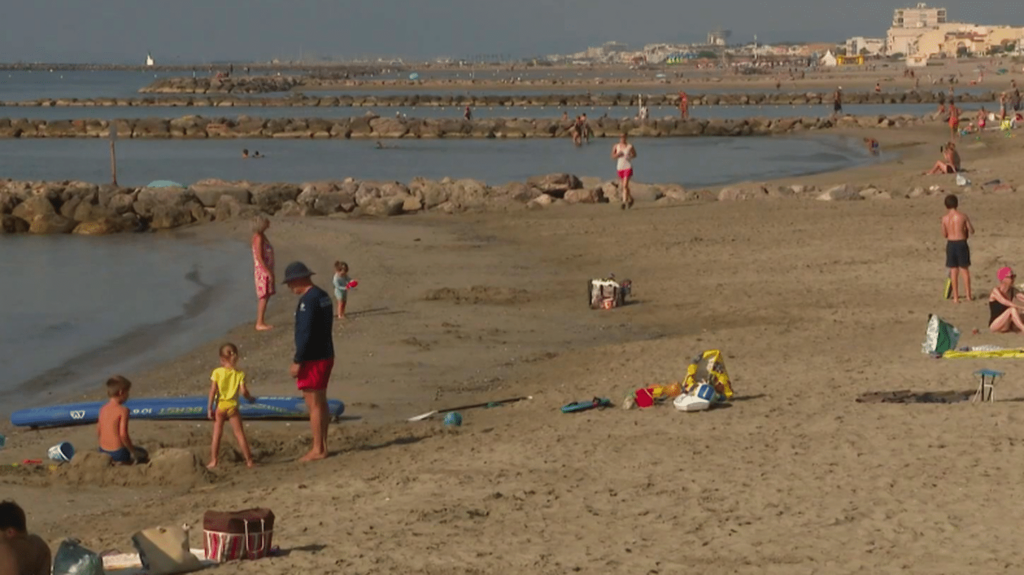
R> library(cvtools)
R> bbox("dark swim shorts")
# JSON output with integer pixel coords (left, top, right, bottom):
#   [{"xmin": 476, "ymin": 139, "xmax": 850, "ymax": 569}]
[{"xmin": 946, "ymin": 240, "xmax": 971, "ymax": 269}]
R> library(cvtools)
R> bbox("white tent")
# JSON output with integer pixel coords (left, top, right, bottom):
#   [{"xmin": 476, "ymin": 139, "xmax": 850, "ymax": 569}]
[{"xmin": 820, "ymin": 50, "xmax": 837, "ymax": 67}]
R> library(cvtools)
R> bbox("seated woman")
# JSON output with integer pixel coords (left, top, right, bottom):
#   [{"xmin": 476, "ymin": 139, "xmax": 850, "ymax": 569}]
[
  {"xmin": 989, "ymin": 267, "xmax": 1024, "ymax": 333},
  {"xmin": 926, "ymin": 142, "xmax": 961, "ymax": 175}
]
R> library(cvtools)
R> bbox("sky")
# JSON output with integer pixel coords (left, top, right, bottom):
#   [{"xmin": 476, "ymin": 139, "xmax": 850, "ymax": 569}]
[{"xmin": 0, "ymin": 0, "xmax": 1018, "ymax": 63}]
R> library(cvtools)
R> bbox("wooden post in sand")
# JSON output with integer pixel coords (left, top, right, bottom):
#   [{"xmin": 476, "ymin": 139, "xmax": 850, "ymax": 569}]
[{"xmin": 109, "ymin": 124, "xmax": 118, "ymax": 186}]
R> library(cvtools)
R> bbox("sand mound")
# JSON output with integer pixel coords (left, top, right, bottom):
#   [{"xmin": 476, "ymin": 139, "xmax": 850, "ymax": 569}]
[
  {"xmin": 54, "ymin": 448, "xmax": 210, "ymax": 488},
  {"xmin": 424, "ymin": 286, "xmax": 530, "ymax": 305}
]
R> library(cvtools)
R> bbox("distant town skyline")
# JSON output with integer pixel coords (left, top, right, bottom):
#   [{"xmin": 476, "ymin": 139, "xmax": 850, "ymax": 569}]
[{"xmin": 0, "ymin": 0, "xmax": 1019, "ymax": 63}]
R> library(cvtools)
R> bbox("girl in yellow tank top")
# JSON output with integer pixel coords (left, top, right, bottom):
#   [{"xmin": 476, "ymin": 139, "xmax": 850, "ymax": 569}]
[{"xmin": 207, "ymin": 343, "xmax": 256, "ymax": 468}]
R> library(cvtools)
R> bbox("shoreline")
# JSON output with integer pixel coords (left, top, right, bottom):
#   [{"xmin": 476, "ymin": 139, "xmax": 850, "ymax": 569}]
[{"xmin": 0, "ymin": 233, "xmax": 251, "ymax": 415}]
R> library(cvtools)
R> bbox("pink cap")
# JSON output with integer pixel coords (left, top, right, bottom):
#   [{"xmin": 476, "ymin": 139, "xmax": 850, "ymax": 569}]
[{"xmin": 998, "ymin": 267, "xmax": 1016, "ymax": 282}]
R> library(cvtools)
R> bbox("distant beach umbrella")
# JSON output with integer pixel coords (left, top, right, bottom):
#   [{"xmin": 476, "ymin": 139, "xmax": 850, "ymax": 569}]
[{"xmin": 409, "ymin": 72, "xmax": 420, "ymax": 80}]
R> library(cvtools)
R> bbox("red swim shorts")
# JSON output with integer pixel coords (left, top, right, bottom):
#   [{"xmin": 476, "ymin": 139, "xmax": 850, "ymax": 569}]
[
  {"xmin": 297, "ymin": 358, "xmax": 334, "ymax": 392},
  {"xmin": 617, "ymin": 169, "xmax": 634, "ymax": 180}
]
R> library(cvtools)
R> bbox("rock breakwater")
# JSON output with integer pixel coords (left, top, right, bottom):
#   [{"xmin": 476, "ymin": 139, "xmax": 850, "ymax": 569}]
[
  {"xmin": 0, "ymin": 114, "xmax": 930, "ymax": 139},
  {"xmin": 1, "ymin": 175, "xmax": 1012, "ymax": 236},
  {"xmin": 122, "ymin": 84, "xmax": 1005, "ymax": 105}
]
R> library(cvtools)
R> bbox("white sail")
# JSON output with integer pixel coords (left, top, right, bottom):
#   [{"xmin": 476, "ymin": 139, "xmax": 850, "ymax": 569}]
[{"xmin": 146, "ymin": 52, "xmax": 154, "ymax": 66}]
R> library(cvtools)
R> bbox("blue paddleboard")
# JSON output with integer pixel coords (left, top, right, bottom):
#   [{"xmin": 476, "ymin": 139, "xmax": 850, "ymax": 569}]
[{"xmin": 10, "ymin": 396, "xmax": 345, "ymax": 428}]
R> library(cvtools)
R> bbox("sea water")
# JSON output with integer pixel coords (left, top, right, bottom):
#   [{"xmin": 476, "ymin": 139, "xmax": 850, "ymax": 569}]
[
  {"xmin": 0, "ymin": 135, "xmax": 875, "ymax": 188},
  {"xmin": 0, "ymin": 234, "xmax": 251, "ymax": 410}
]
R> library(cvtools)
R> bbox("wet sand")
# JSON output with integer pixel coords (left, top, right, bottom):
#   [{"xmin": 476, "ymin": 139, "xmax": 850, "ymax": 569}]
[{"xmin": 4, "ymin": 119, "xmax": 1024, "ymax": 573}]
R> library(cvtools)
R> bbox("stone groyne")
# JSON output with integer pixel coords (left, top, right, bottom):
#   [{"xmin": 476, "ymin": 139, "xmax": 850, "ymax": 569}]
[
  {"xmin": 2, "ymin": 175, "xmax": 1012, "ymax": 236},
  {"xmin": 0, "ymin": 114, "xmax": 928, "ymax": 140}
]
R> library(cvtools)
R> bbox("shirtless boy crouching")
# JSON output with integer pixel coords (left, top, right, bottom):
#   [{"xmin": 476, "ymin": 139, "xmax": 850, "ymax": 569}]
[
  {"xmin": 97, "ymin": 376, "xmax": 149, "ymax": 465},
  {"xmin": 942, "ymin": 194, "xmax": 975, "ymax": 303},
  {"xmin": 0, "ymin": 501, "xmax": 51, "ymax": 575}
]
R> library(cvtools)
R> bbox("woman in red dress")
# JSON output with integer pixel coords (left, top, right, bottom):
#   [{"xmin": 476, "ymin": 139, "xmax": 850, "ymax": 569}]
[{"xmin": 252, "ymin": 215, "xmax": 275, "ymax": 331}]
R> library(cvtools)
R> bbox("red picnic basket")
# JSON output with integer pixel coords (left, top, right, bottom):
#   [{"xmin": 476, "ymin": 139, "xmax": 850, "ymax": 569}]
[{"xmin": 202, "ymin": 508, "xmax": 275, "ymax": 562}]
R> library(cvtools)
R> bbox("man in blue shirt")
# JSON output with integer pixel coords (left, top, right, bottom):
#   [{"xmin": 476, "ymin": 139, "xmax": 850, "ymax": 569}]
[{"xmin": 283, "ymin": 261, "xmax": 334, "ymax": 462}]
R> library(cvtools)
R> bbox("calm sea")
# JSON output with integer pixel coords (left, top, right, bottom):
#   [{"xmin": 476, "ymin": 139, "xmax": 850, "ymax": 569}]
[
  {"xmin": 0, "ymin": 135, "xmax": 875, "ymax": 189},
  {"xmin": 0, "ymin": 235, "xmax": 252, "ymax": 410}
]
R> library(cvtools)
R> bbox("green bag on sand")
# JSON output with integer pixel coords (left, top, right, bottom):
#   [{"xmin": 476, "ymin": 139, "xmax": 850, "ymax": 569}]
[{"xmin": 922, "ymin": 314, "xmax": 960, "ymax": 355}]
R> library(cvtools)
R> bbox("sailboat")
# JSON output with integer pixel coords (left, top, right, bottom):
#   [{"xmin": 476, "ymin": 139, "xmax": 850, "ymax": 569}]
[{"xmin": 146, "ymin": 52, "xmax": 155, "ymax": 67}]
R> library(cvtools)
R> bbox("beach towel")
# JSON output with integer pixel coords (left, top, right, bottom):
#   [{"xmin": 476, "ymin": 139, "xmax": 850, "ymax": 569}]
[
  {"xmin": 561, "ymin": 397, "xmax": 613, "ymax": 413},
  {"xmin": 922, "ymin": 314, "xmax": 960, "ymax": 355},
  {"xmin": 683, "ymin": 350, "xmax": 734, "ymax": 401},
  {"xmin": 942, "ymin": 348, "xmax": 1024, "ymax": 359}
]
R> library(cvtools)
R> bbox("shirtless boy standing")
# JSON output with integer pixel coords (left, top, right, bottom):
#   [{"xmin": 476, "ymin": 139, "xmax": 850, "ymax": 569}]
[
  {"xmin": 942, "ymin": 194, "xmax": 975, "ymax": 303},
  {"xmin": 97, "ymin": 376, "xmax": 147, "ymax": 464}
]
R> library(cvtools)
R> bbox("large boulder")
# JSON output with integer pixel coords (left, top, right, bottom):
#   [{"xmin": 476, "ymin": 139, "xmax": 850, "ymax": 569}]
[
  {"xmin": 12, "ymin": 196, "xmax": 56, "ymax": 221},
  {"xmin": 495, "ymin": 181, "xmax": 541, "ymax": 203},
  {"xmin": 361, "ymin": 197, "xmax": 405, "ymax": 217},
  {"xmin": 133, "ymin": 187, "xmax": 196, "ymax": 218},
  {"xmin": 0, "ymin": 214, "xmax": 29, "ymax": 234},
  {"xmin": 150, "ymin": 204, "xmax": 193, "ymax": 229},
  {"xmin": 408, "ymin": 178, "xmax": 450, "ymax": 209},
  {"xmin": 73, "ymin": 218, "xmax": 129, "ymax": 235},
  {"xmin": 189, "ymin": 179, "xmax": 252, "ymax": 207},
  {"xmin": 563, "ymin": 188, "xmax": 606, "ymax": 204},
  {"xmin": 369, "ymin": 117, "xmax": 408, "ymax": 138},
  {"xmin": 447, "ymin": 179, "xmax": 490, "ymax": 207},
  {"xmin": 313, "ymin": 192, "xmax": 356, "ymax": 214},
  {"xmin": 28, "ymin": 214, "xmax": 77, "ymax": 234},
  {"xmin": 250, "ymin": 183, "xmax": 300, "ymax": 213},
  {"xmin": 816, "ymin": 184, "xmax": 861, "ymax": 201},
  {"xmin": 526, "ymin": 173, "xmax": 582, "ymax": 198}
]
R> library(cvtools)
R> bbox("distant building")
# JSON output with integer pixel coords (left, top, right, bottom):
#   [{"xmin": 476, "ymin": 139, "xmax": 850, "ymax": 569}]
[
  {"xmin": 845, "ymin": 37, "xmax": 886, "ymax": 56},
  {"xmin": 707, "ymin": 29, "xmax": 732, "ymax": 46},
  {"xmin": 892, "ymin": 3, "xmax": 947, "ymax": 29},
  {"xmin": 888, "ymin": 3, "xmax": 949, "ymax": 55}
]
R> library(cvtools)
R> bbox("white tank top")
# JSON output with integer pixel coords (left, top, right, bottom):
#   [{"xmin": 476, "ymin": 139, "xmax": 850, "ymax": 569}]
[{"xmin": 615, "ymin": 144, "xmax": 633, "ymax": 170}]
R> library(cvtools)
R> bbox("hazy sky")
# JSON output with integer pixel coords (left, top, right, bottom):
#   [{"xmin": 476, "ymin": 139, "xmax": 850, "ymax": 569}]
[{"xmin": 0, "ymin": 0, "xmax": 1017, "ymax": 63}]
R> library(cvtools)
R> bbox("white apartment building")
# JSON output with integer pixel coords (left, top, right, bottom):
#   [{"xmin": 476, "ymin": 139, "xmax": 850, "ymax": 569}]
[
  {"xmin": 845, "ymin": 37, "xmax": 887, "ymax": 56},
  {"xmin": 892, "ymin": 3, "xmax": 947, "ymax": 29}
]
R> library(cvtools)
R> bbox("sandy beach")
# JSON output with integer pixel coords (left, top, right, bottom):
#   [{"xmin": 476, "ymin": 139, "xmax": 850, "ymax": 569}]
[{"xmin": 5, "ymin": 113, "xmax": 1024, "ymax": 574}]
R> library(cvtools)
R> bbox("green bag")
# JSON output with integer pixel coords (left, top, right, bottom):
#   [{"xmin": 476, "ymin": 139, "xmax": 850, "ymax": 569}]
[{"xmin": 922, "ymin": 314, "xmax": 960, "ymax": 355}]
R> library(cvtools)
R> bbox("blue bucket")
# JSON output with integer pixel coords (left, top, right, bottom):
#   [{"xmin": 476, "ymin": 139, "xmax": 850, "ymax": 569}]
[{"xmin": 47, "ymin": 442, "xmax": 75, "ymax": 462}]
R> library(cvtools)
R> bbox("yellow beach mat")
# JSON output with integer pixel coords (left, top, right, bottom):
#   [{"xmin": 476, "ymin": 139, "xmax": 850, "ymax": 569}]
[{"xmin": 942, "ymin": 348, "xmax": 1024, "ymax": 359}]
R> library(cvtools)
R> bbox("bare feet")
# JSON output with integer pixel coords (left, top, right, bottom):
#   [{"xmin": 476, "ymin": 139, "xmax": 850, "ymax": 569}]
[
  {"xmin": 207, "ymin": 461, "xmax": 217, "ymax": 470},
  {"xmin": 246, "ymin": 460, "xmax": 255, "ymax": 468},
  {"xmin": 298, "ymin": 450, "xmax": 327, "ymax": 463},
  {"xmin": 255, "ymin": 323, "xmax": 274, "ymax": 331}
]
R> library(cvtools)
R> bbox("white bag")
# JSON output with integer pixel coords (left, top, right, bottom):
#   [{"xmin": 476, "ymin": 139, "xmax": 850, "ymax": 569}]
[
  {"xmin": 673, "ymin": 384, "xmax": 714, "ymax": 412},
  {"xmin": 132, "ymin": 524, "xmax": 203, "ymax": 575}
]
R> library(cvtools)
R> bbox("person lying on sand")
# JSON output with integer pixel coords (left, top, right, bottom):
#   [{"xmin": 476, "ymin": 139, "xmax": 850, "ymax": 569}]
[
  {"xmin": 989, "ymin": 267, "xmax": 1024, "ymax": 333},
  {"xmin": 926, "ymin": 142, "xmax": 960, "ymax": 175},
  {"xmin": 0, "ymin": 501, "xmax": 50, "ymax": 575}
]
